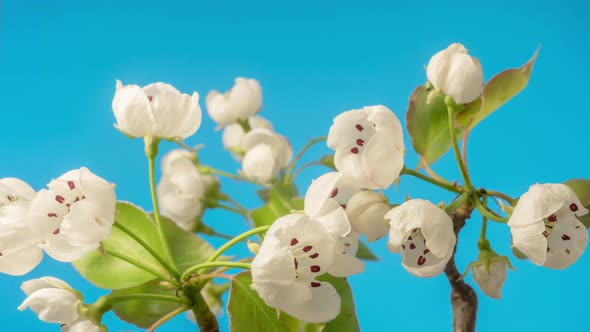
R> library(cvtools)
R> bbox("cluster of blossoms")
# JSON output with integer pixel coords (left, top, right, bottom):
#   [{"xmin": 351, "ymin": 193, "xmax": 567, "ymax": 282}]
[
  {"xmin": 0, "ymin": 168, "xmax": 116, "ymax": 276},
  {"xmin": 206, "ymin": 78, "xmax": 293, "ymax": 184}
]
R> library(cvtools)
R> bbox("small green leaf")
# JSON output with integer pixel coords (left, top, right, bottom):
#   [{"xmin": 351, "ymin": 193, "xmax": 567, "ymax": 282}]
[
  {"xmin": 356, "ymin": 241, "xmax": 378, "ymax": 261},
  {"xmin": 111, "ymin": 281, "xmax": 182, "ymax": 328},
  {"xmin": 319, "ymin": 154, "xmax": 336, "ymax": 170},
  {"xmin": 251, "ymin": 185, "xmax": 304, "ymax": 228},
  {"xmin": 456, "ymin": 48, "xmax": 539, "ymax": 130},
  {"xmin": 228, "ymin": 272, "xmax": 298, "ymax": 332},
  {"xmin": 73, "ymin": 202, "xmax": 168, "ymax": 289},
  {"xmin": 318, "ymin": 275, "xmax": 360, "ymax": 332},
  {"xmin": 159, "ymin": 215, "xmax": 215, "ymax": 272},
  {"xmin": 406, "ymin": 86, "xmax": 462, "ymax": 165},
  {"xmin": 564, "ymin": 179, "xmax": 590, "ymax": 228}
]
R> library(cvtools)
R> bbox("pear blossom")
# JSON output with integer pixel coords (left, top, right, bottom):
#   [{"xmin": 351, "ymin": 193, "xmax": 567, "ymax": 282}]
[
  {"xmin": 206, "ymin": 77, "xmax": 262, "ymax": 127},
  {"xmin": 508, "ymin": 183, "xmax": 589, "ymax": 269},
  {"xmin": 0, "ymin": 178, "xmax": 43, "ymax": 275},
  {"xmin": 346, "ymin": 190, "xmax": 391, "ymax": 242},
  {"xmin": 158, "ymin": 150, "xmax": 217, "ymax": 231},
  {"xmin": 426, "ymin": 43, "xmax": 484, "ymax": 104},
  {"xmin": 241, "ymin": 128, "xmax": 292, "ymax": 183},
  {"xmin": 327, "ymin": 105, "xmax": 405, "ymax": 190},
  {"xmin": 386, "ymin": 199, "xmax": 456, "ymax": 277},
  {"xmin": 472, "ymin": 259, "xmax": 509, "ymax": 299},
  {"xmin": 28, "ymin": 168, "xmax": 116, "ymax": 262},
  {"xmin": 112, "ymin": 80, "xmax": 201, "ymax": 139},
  {"xmin": 18, "ymin": 277, "xmax": 81, "ymax": 325},
  {"xmin": 222, "ymin": 116, "xmax": 273, "ymax": 160}
]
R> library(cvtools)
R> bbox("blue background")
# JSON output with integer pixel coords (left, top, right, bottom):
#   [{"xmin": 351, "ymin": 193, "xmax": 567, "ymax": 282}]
[{"xmin": 1, "ymin": 0, "xmax": 589, "ymax": 331}]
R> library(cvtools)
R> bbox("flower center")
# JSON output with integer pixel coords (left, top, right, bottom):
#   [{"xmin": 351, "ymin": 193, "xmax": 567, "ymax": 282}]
[
  {"xmin": 400, "ymin": 228, "xmax": 435, "ymax": 267},
  {"xmin": 289, "ymin": 237, "xmax": 322, "ymax": 282}
]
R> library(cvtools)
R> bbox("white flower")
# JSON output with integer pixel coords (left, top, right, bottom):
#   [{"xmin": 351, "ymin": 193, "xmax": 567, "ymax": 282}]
[
  {"xmin": 112, "ymin": 80, "xmax": 201, "ymax": 139},
  {"xmin": 158, "ymin": 150, "xmax": 214, "ymax": 231},
  {"xmin": 241, "ymin": 128, "xmax": 292, "ymax": 183},
  {"xmin": 206, "ymin": 77, "xmax": 262, "ymax": 127},
  {"xmin": 252, "ymin": 213, "xmax": 354, "ymax": 323},
  {"xmin": 426, "ymin": 43, "xmax": 484, "ymax": 104},
  {"xmin": 222, "ymin": 116, "xmax": 273, "ymax": 160},
  {"xmin": 28, "ymin": 168, "xmax": 116, "ymax": 262},
  {"xmin": 386, "ymin": 199, "xmax": 456, "ymax": 277},
  {"xmin": 0, "ymin": 178, "xmax": 43, "ymax": 275},
  {"xmin": 472, "ymin": 259, "xmax": 508, "ymax": 299},
  {"xmin": 345, "ymin": 191, "xmax": 391, "ymax": 242},
  {"xmin": 18, "ymin": 277, "xmax": 81, "ymax": 325},
  {"xmin": 61, "ymin": 319, "xmax": 100, "ymax": 332},
  {"xmin": 327, "ymin": 105, "xmax": 405, "ymax": 190},
  {"xmin": 508, "ymin": 183, "xmax": 589, "ymax": 269}
]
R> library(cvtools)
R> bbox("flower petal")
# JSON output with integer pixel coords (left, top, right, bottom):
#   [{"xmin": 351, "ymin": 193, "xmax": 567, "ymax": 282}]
[
  {"xmin": 18, "ymin": 288, "xmax": 80, "ymax": 324},
  {"xmin": 279, "ymin": 281, "xmax": 341, "ymax": 324},
  {"xmin": 112, "ymin": 80, "xmax": 155, "ymax": 137}
]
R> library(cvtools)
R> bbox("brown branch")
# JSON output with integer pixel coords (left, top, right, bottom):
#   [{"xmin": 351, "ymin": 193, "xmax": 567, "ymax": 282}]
[{"xmin": 444, "ymin": 203, "xmax": 478, "ymax": 332}]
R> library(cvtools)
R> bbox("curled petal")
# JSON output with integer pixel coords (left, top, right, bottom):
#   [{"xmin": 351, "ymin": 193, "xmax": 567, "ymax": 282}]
[{"xmin": 18, "ymin": 288, "xmax": 80, "ymax": 324}]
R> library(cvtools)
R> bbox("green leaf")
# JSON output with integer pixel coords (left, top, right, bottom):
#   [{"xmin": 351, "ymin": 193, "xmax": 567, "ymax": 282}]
[
  {"xmin": 318, "ymin": 275, "xmax": 360, "ymax": 332},
  {"xmin": 159, "ymin": 215, "xmax": 215, "ymax": 272},
  {"xmin": 73, "ymin": 202, "xmax": 168, "ymax": 289},
  {"xmin": 356, "ymin": 241, "xmax": 378, "ymax": 261},
  {"xmin": 228, "ymin": 272, "xmax": 298, "ymax": 332},
  {"xmin": 564, "ymin": 179, "xmax": 590, "ymax": 228},
  {"xmin": 406, "ymin": 86, "xmax": 462, "ymax": 165},
  {"xmin": 456, "ymin": 48, "xmax": 539, "ymax": 130},
  {"xmin": 111, "ymin": 281, "xmax": 182, "ymax": 328},
  {"xmin": 251, "ymin": 189, "xmax": 304, "ymax": 228}
]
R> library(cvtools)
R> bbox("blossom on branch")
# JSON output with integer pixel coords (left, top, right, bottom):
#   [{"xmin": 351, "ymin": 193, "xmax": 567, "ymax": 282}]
[
  {"xmin": 386, "ymin": 199, "xmax": 456, "ymax": 277},
  {"xmin": 346, "ymin": 190, "xmax": 391, "ymax": 242},
  {"xmin": 426, "ymin": 43, "xmax": 484, "ymax": 104},
  {"xmin": 241, "ymin": 128, "xmax": 292, "ymax": 183},
  {"xmin": 158, "ymin": 149, "xmax": 217, "ymax": 231},
  {"xmin": 0, "ymin": 178, "xmax": 43, "ymax": 275},
  {"xmin": 28, "ymin": 167, "xmax": 116, "ymax": 262},
  {"xmin": 327, "ymin": 105, "xmax": 405, "ymax": 190},
  {"xmin": 206, "ymin": 77, "xmax": 262, "ymax": 127},
  {"xmin": 508, "ymin": 183, "xmax": 589, "ymax": 269},
  {"xmin": 222, "ymin": 116, "xmax": 273, "ymax": 160},
  {"xmin": 112, "ymin": 80, "xmax": 201, "ymax": 139}
]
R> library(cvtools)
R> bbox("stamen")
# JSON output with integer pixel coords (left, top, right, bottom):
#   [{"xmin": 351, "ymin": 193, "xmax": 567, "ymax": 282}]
[
  {"xmin": 311, "ymin": 282, "xmax": 321, "ymax": 288},
  {"xmin": 423, "ymin": 249, "xmax": 430, "ymax": 255},
  {"xmin": 350, "ymin": 147, "xmax": 359, "ymax": 154},
  {"xmin": 356, "ymin": 139, "xmax": 365, "ymax": 146},
  {"xmin": 330, "ymin": 188, "xmax": 339, "ymax": 198},
  {"xmin": 570, "ymin": 203, "xmax": 579, "ymax": 212},
  {"xmin": 47, "ymin": 213, "xmax": 58, "ymax": 218},
  {"xmin": 355, "ymin": 124, "xmax": 364, "ymax": 132},
  {"xmin": 290, "ymin": 238, "xmax": 299, "ymax": 246},
  {"xmin": 67, "ymin": 181, "xmax": 76, "ymax": 190},
  {"xmin": 548, "ymin": 214, "xmax": 557, "ymax": 222},
  {"xmin": 309, "ymin": 253, "xmax": 319, "ymax": 259},
  {"xmin": 148, "ymin": 96, "xmax": 153, "ymax": 102},
  {"xmin": 409, "ymin": 243, "xmax": 416, "ymax": 250},
  {"xmin": 417, "ymin": 256, "xmax": 426, "ymax": 266},
  {"xmin": 562, "ymin": 234, "xmax": 571, "ymax": 241},
  {"xmin": 310, "ymin": 265, "xmax": 321, "ymax": 273},
  {"xmin": 294, "ymin": 258, "xmax": 299, "ymax": 269},
  {"xmin": 53, "ymin": 228, "xmax": 60, "ymax": 235},
  {"xmin": 303, "ymin": 245, "xmax": 313, "ymax": 252},
  {"xmin": 55, "ymin": 195, "xmax": 65, "ymax": 204}
]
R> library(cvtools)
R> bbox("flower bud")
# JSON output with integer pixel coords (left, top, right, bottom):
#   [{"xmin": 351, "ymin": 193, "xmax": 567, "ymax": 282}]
[
  {"xmin": 206, "ymin": 78, "xmax": 262, "ymax": 127},
  {"xmin": 18, "ymin": 277, "xmax": 81, "ymax": 324},
  {"xmin": 345, "ymin": 191, "xmax": 390, "ymax": 242},
  {"xmin": 426, "ymin": 43, "xmax": 484, "ymax": 104}
]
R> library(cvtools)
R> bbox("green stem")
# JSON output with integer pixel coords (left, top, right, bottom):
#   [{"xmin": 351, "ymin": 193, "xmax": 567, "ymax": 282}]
[
  {"xmin": 445, "ymin": 97, "xmax": 473, "ymax": 189},
  {"xmin": 221, "ymin": 195, "xmax": 249, "ymax": 214},
  {"xmin": 212, "ymin": 202, "xmax": 248, "ymax": 217},
  {"xmin": 181, "ymin": 262, "xmax": 252, "ymax": 282},
  {"xmin": 473, "ymin": 198, "xmax": 508, "ymax": 223},
  {"xmin": 479, "ymin": 196, "xmax": 488, "ymax": 241},
  {"xmin": 107, "ymin": 294, "xmax": 187, "ymax": 305},
  {"xmin": 284, "ymin": 136, "xmax": 327, "ymax": 184},
  {"xmin": 113, "ymin": 222, "xmax": 179, "ymax": 278},
  {"xmin": 148, "ymin": 306, "xmax": 189, "ymax": 332},
  {"xmin": 103, "ymin": 248, "xmax": 179, "ymax": 286},
  {"xmin": 445, "ymin": 192, "xmax": 471, "ymax": 213},
  {"xmin": 485, "ymin": 189, "xmax": 516, "ymax": 205},
  {"xmin": 180, "ymin": 226, "xmax": 271, "ymax": 281},
  {"xmin": 401, "ymin": 167, "xmax": 463, "ymax": 193},
  {"xmin": 145, "ymin": 138, "xmax": 179, "ymax": 275},
  {"xmin": 199, "ymin": 166, "xmax": 268, "ymax": 187},
  {"xmin": 292, "ymin": 161, "xmax": 324, "ymax": 180}
]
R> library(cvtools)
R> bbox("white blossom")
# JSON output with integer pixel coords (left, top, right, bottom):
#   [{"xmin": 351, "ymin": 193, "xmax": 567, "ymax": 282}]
[
  {"xmin": 508, "ymin": 183, "xmax": 589, "ymax": 269},
  {"xmin": 426, "ymin": 43, "xmax": 484, "ymax": 104},
  {"xmin": 206, "ymin": 77, "xmax": 262, "ymax": 127},
  {"xmin": 346, "ymin": 190, "xmax": 391, "ymax": 242},
  {"xmin": 472, "ymin": 259, "xmax": 509, "ymax": 299},
  {"xmin": 327, "ymin": 105, "xmax": 405, "ymax": 190},
  {"xmin": 0, "ymin": 178, "xmax": 43, "ymax": 275},
  {"xmin": 18, "ymin": 277, "xmax": 81, "ymax": 325},
  {"xmin": 112, "ymin": 80, "xmax": 201, "ymax": 139},
  {"xmin": 386, "ymin": 199, "xmax": 456, "ymax": 277},
  {"xmin": 222, "ymin": 116, "xmax": 273, "ymax": 160},
  {"xmin": 61, "ymin": 319, "xmax": 101, "ymax": 332},
  {"xmin": 158, "ymin": 150, "xmax": 215, "ymax": 231},
  {"xmin": 241, "ymin": 128, "xmax": 292, "ymax": 183},
  {"xmin": 28, "ymin": 168, "xmax": 116, "ymax": 262}
]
